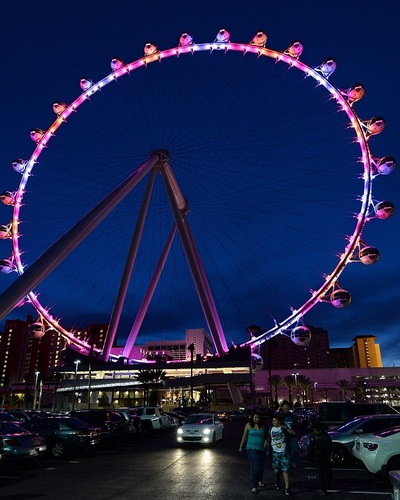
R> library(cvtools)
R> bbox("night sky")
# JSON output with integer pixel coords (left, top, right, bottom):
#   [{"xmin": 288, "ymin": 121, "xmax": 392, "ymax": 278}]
[{"xmin": 0, "ymin": 1, "xmax": 399, "ymax": 365}]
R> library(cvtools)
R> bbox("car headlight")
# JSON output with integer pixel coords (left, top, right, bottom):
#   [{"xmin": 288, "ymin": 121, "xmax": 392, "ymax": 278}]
[
  {"xmin": 177, "ymin": 428, "xmax": 183, "ymax": 435},
  {"xmin": 202, "ymin": 428, "xmax": 211, "ymax": 435}
]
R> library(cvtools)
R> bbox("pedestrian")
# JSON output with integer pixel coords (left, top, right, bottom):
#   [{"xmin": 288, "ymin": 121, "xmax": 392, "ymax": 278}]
[
  {"xmin": 239, "ymin": 412, "xmax": 267, "ymax": 493},
  {"xmin": 307, "ymin": 421, "xmax": 333, "ymax": 496},
  {"xmin": 280, "ymin": 400, "xmax": 299, "ymax": 467},
  {"xmin": 266, "ymin": 413, "xmax": 294, "ymax": 496}
]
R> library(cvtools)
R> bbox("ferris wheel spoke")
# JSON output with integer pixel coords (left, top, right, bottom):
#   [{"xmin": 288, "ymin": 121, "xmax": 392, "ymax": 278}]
[{"xmin": 0, "ymin": 29, "xmax": 394, "ymax": 361}]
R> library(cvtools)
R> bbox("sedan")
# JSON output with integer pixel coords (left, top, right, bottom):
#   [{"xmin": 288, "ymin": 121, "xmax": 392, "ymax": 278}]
[
  {"xmin": 22, "ymin": 416, "xmax": 102, "ymax": 458},
  {"xmin": 177, "ymin": 413, "xmax": 224, "ymax": 445},
  {"xmin": 299, "ymin": 414, "xmax": 400, "ymax": 465},
  {"xmin": 353, "ymin": 426, "xmax": 400, "ymax": 475},
  {"xmin": 0, "ymin": 421, "xmax": 46, "ymax": 460}
]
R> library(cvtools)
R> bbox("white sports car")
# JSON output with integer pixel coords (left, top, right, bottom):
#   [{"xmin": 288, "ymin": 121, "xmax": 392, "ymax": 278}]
[
  {"xmin": 352, "ymin": 426, "xmax": 400, "ymax": 475},
  {"xmin": 177, "ymin": 413, "xmax": 224, "ymax": 445}
]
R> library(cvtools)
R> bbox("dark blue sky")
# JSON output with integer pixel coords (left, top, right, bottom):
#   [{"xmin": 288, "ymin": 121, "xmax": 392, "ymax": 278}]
[{"xmin": 0, "ymin": 1, "xmax": 399, "ymax": 365}]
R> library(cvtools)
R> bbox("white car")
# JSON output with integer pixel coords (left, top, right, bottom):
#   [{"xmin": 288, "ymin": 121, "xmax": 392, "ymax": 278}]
[
  {"xmin": 299, "ymin": 414, "xmax": 400, "ymax": 465},
  {"xmin": 352, "ymin": 426, "xmax": 400, "ymax": 475},
  {"xmin": 177, "ymin": 413, "xmax": 224, "ymax": 445},
  {"xmin": 134, "ymin": 406, "xmax": 171, "ymax": 430}
]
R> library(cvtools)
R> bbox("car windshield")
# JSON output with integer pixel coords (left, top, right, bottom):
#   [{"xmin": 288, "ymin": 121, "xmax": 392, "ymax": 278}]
[{"xmin": 186, "ymin": 415, "xmax": 213, "ymax": 425}]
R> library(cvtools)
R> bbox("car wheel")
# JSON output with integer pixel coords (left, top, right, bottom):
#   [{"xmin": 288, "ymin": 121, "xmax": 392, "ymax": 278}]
[
  {"xmin": 331, "ymin": 444, "xmax": 348, "ymax": 465},
  {"xmin": 387, "ymin": 455, "xmax": 400, "ymax": 474},
  {"xmin": 51, "ymin": 441, "xmax": 67, "ymax": 458}
]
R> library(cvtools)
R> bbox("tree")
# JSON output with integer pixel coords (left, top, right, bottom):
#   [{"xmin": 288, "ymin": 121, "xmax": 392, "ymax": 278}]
[
  {"xmin": 296, "ymin": 374, "xmax": 312, "ymax": 405},
  {"xmin": 149, "ymin": 369, "xmax": 167, "ymax": 405},
  {"xmin": 282, "ymin": 375, "xmax": 296, "ymax": 406},
  {"xmin": 134, "ymin": 369, "xmax": 153, "ymax": 406},
  {"xmin": 269, "ymin": 374, "xmax": 283, "ymax": 407},
  {"xmin": 336, "ymin": 379, "xmax": 352, "ymax": 401},
  {"xmin": 354, "ymin": 381, "xmax": 367, "ymax": 402}
]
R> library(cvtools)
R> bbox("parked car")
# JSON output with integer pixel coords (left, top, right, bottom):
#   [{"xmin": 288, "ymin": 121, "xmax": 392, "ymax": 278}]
[
  {"xmin": 225, "ymin": 410, "xmax": 248, "ymax": 422},
  {"xmin": 0, "ymin": 411, "xmax": 20, "ymax": 422},
  {"xmin": 117, "ymin": 409, "xmax": 142, "ymax": 435},
  {"xmin": 299, "ymin": 414, "xmax": 400, "ymax": 465},
  {"xmin": 317, "ymin": 402, "xmax": 399, "ymax": 430},
  {"xmin": 177, "ymin": 413, "xmax": 224, "ymax": 445},
  {"xmin": 69, "ymin": 409, "xmax": 126, "ymax": 439},
  {"xmin": 6, "ymin": 410, "xmax": 44, "ymax": 423},
  {"xmin": 292, "ymin": 406, "xmax": 317, "ymax": 423},
  {"xmin": 22, "ymin": 415, "xmax": 102, "ymax": 458},
  {"xmin": 353, "ymin": 426, "xmax": 400, "ymax": 475},
  {"xmin": 164, "ymin": 411, "xmax": 181, "ymax": 427},
  {"xmin": 172, "ymin": 406, "xmax": 203, "ymax": 416},
  {"xmin": 164, "ymin": 411, "xmax": 186, "ymax": 425},
  {"xmin": 0, "ymin": 421, "xmax": 47, "ymax": 460},
  {"xmin": 218, "ymin": 410, "xmax": 247, "ymax": 422},
  {"xmin": 134, "ymin": 406, "xmax": 171, "ymax": 430},
  {"xmin": 389, "ymin": 470, "xmax": 400, "ymax": 500}
]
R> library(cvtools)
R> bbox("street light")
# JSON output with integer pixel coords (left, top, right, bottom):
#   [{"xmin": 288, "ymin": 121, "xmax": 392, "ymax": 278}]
[
  {"xmin": 292, "ymin": 372, "xmax": 299, "ymax": 404},
  {"xmin": 72, "ymin": 360, "xmax": 80, "ymax": 411},
  {"xmin": 188, "ymin": 343, "xmax": 195, "ymax": 408},
  {"xmin": 33, "ymin": 371, "xmax": 40, "ymax": 410}
]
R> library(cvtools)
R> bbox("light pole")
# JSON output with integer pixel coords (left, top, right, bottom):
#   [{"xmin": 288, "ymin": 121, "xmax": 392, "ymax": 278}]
[
  {"xmin": 72, "ymin": 360, "xmax": 80, "ymax": 411},
  {"xmin": 33, "ymin": 371, "xmax": 40, "ymax": 410},
  {"xmin": 312, "ymin": 382, "xmax": 318, "ymax": 404},
  {"xmin": 292, "ymin": 372, "xmax": 299, "ymax": 405},
  {"xmin": 188, "ymin": 343, "xmax": 195, "ymax": 408}
]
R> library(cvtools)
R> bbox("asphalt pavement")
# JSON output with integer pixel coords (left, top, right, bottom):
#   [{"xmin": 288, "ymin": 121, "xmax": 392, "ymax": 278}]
[{"xmin": 0, "ymin": 421, "xmax": 393, "ymax": 499}]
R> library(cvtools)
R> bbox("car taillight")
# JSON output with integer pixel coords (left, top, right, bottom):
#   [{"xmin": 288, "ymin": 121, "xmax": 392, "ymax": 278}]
[
  {"xmin": 5, "ymin": 438, "xmax": 19, "ymax": 446},
  {"xmin": 363, "ymin": 442, "xmax": 378, "ymax": 451}
]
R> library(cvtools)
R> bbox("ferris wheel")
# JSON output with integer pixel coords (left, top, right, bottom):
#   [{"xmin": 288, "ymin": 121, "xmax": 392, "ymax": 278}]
[{"xmin": 0, "ymin": 28, "xmax": 396, "ymax": 363}]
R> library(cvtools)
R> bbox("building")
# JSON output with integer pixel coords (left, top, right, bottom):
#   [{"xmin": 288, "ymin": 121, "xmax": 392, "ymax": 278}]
[
  {"xmin": 0, "ymin": 315, "xmax": 389, "ymax": 410},
  {"xmin": 259, "ymin": 326, "xmax": 331, "ymax": 370},
  {"xmin": 0, "ymin": 316, "xmax": 66, "ymax": 387},
  {"xmin": 351, "ymin": 335, "xmax": 382, "ymax": 367}
]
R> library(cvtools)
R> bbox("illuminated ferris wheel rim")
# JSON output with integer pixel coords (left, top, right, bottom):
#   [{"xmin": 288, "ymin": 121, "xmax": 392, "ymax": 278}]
[{"xmin": 4, "ymin": 29, "xmax": 394, "ymax": 360}]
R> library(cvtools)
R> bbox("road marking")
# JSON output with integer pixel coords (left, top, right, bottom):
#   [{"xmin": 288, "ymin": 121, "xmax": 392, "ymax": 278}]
[{"xmin": 328, "ymin": 491, "xmax": 390, "ymax": 496}]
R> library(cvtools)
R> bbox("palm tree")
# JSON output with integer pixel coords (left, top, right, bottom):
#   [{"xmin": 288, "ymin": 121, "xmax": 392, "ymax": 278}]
[
  {"xmin": 269, "ymin": 374, "xmax": 283, "ymax": 407},
  {"xmin": 336, "ymin": 379, "xmax": 352, "ymax": 401},
  {"xmin": 149, "ymin": 369, "xmax": 167, "ymax": 405},
  {"xmin": 354, "ymin": 381, "xmax": 367, "ymax": 402},
  {"xmin": 282, "ymin": 375, "xmax": 296, "ymax": 406},
  {"xmin": 134, "ymin": 369, "xmax": 154, "ymax": 405},
  {"xmin": 296, "ymin": 374, "xmax": 312, "ymax": 405}
]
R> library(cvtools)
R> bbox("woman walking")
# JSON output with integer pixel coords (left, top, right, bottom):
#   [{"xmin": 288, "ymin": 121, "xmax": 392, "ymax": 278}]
[{"xmin": 239, "ymin": 412, "xmax": 267, "ymax": 493}]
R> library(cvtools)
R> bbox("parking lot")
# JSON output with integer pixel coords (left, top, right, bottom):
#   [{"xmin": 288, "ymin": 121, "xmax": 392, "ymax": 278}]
[{"xmin": 0, "ymin": 420, "xmax": 393, "ymax": 499}]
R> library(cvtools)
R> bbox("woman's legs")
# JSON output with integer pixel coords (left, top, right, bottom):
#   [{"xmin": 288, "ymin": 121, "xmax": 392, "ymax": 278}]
[
  {"xmin": 246, "ymin": 449, "xmax": 259, "ymax": 488},
  {"xmin": 246, "ymin": 449, "xmax": 266, "ymax": 488}
]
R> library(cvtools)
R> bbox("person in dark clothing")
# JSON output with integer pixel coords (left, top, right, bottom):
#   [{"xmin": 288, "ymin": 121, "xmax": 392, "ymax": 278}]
[
  {"xmin": 280, "ymin": 401, "xmax": 299, "ymax": 467},
  {"xmin": 307, "ymin": 421, "xmax": 333, "ymax": 496}
]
